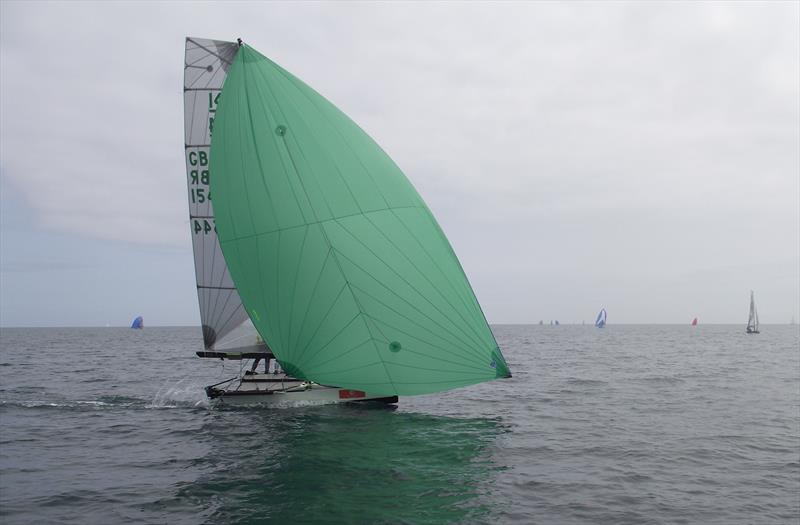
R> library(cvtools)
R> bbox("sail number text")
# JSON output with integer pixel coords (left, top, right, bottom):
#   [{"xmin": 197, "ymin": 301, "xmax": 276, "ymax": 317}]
[
  {"xmin": 187, "ymin": 148, "xmax": 212, "ymax": 205},
  {"xmin": 192, "ymin": 219, "xmax": 216, "ymax": 235}
]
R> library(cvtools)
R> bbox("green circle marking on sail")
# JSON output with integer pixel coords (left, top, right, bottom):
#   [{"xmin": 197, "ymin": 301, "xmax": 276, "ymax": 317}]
[
  {"xmin": 389, "ymin": 341, "xmax": 402, "ymax": 353},
  {"xmin": 275, "ymin": 125, "xmax": 287, "ymax": 136}
]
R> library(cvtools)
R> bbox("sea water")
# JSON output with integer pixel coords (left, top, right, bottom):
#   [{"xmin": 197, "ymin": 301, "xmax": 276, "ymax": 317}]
[{"xmin": 0, "ymin": 325, "xmax": 798, "ymax": 524}]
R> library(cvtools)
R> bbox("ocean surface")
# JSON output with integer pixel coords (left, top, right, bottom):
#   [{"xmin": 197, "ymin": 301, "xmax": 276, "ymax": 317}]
[{"xmin": 0, "ymin": 325, "xmax": 798, "ymax": 524}]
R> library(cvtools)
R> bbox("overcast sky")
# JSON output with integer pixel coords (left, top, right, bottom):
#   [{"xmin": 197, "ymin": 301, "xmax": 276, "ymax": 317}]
[{"xmin": 1, "ymin": 1, "xmax": 798, "ymax": 326}]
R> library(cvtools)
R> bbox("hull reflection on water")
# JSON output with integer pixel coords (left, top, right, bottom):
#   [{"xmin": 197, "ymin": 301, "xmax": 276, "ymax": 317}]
[{"xmin": 179, "ymin": 405, "xmax": 508, "ymax": 524}]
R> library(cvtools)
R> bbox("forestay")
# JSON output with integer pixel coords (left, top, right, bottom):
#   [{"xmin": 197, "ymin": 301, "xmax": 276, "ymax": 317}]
[
  {"xmin": 183, "ymin": 37, "xmax": 253, "ymax": 350},
  {"xmin": 209, "ymin": 44, "xmax": 511, "ymax": 396}
]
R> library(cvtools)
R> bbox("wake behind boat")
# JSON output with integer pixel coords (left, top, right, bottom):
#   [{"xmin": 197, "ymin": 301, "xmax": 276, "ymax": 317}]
[{"xmin": 182, "ymin": 37, "xmax": 511, "ymax": 405}]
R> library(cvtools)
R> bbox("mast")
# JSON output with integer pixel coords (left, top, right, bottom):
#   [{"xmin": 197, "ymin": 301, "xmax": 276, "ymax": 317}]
[{"xmin": 183, "ymin": 37, "xmax": 254, "ymax": 350}]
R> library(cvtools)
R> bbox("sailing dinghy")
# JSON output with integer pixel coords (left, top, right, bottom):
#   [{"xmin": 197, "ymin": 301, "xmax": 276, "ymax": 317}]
[
  {"xmin": 183, "ymin": 37, "xmax": 511, "ymax": 405},
  {"xmin": 595, "ymin": 308, "xmax": 607, "ymax": 328},
  {"xmin": 746, "ymin": 291, "xmax": 760, "ymax": 334}
]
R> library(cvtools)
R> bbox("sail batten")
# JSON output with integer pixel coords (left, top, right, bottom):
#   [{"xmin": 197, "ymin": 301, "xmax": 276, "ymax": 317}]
[{"xmin": 209, "ymin": 44, "xmax": 510, "ymax": 395}]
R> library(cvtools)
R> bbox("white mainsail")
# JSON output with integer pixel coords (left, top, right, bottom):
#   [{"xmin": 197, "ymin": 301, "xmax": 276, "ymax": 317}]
[
  {"xmin": 747, "ymin": 290, "xmax": 760, "ymax": 334},
  {"xmin": 183, "ymin": 37, "xmax": 255, "ymax": 350}
]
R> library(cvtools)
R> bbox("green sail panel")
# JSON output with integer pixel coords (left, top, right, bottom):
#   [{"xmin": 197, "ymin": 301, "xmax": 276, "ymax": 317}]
[{"xmin": 209, "ymin": 44, "xmax": 510, "ymax": 396}]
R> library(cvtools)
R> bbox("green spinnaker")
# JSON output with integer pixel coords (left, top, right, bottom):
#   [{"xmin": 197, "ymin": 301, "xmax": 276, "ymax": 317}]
[{"xmin": 209, "ymin": 44, "xmax": 510, "ymax": 396}]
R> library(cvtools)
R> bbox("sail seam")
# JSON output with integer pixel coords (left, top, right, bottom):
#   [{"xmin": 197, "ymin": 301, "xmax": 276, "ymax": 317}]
[
  {"xmin": 359, "ymin": 211, "xmax": 492, "ymax": 351},
  {"xmin": 333, "ymin": 218, "xmax": 490, "ymax": 352},
  {"xmin": 390, "ymin": 208, "xmax": 486, "ymax": 331},
  {"xmin": 349, "ymin": 284, "xmax": 491, "ymax": 368},
  {"xmin": 291, "ymin": 284, "xmax": 351, "ymax": 364},
  {"xmin": 265, "ymin": 54, "xmax": 396, "ymax": 211},
  {"xmin": 288, "ymin": 247, "xmax": 332, "ymax": 353},
  {"xmin": 219, "ymin": 205, "xmax": 426, "ymax": 244},
  {"xmin": 331, "ymin": 248, "xmax": 490, "ymax": 360},
  {"xmin": 285, "ymin": 225, "xmax": 310, "ymax": 354}
]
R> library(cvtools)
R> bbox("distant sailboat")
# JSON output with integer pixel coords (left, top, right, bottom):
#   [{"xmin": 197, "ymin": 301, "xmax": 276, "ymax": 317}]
[
  {"xmin": 131, "ymin": 316, "xmax": 143, "ymax": 329},
  {"xmin": 595, "ymin": 308, "xmax": 607, "ymax": 328},
  {"xmin": 746, "ymin": 291, "xmax": 759, "ymax": 334},
  {"xmin": 691, "ymin": 317, "xmax": 698, "ymax": 326}
]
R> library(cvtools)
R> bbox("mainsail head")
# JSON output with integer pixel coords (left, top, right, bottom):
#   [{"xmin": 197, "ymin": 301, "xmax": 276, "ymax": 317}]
[{"xmin": 207, "ymin": 43, "xmax": 510, "ymax": 396}]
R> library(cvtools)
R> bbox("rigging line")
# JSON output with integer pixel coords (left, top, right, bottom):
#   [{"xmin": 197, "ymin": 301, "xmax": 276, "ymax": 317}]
[
  {"xmin": 358, "ymin": 308, "xmax": 489, "ymax": 370},
  {"xmin": 391, "ymin": 208, "xmax": 485, "ymax": 328},
  {"xmin": 287, "ymin": 246, "xmax": 332, "ymax": 353},
  {"xmin": 197, "ymin": 285, "xmax": 236, "ymax": 290},
  {"xmin": 351, "ymin": 284, "xmax": 490, "ymax": 368},
  {"xmin": 285, "ymin": 224, "xmax": 309, "ymax": 353},
  {"xmin": 291, "ymin": 283, "xmax": 351, "ymax": 364},
  {"xmin": 262, "ymin": 65, "xmax": 370, "ymax": 218},
  {"xmin": 331, "ymin": 247, "xmax": 489, "ymax": 358},
  {"xmin": 186, "ymin": 38, "xmax": 234, "ymax": 66},
  {"xmin": 269, "ymin": 61, "xmax": 394, "ymax": 210},
  {"xmin": 333, "ymin": 218, "xmax": 489, "ymax": 351},
  {"xmin": 360, "ymin": 211, "xmax": 492, "ymax": 349},
  {"xmin": 295, "ymin": 311, "xmax": 365, "ymax": 369}
]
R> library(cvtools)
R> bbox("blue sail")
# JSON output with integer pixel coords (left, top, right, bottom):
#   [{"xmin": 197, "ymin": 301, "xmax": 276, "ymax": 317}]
[
  {"xmin": 131, "ymin": 316, "xmax": 144, "ymax": 329},
  {"xmin": 595, "ymin": 309, "xmax": 606, "ymax": 328}
]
